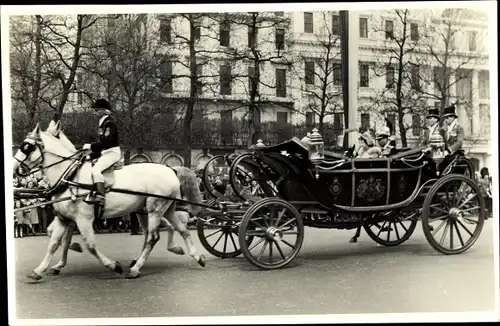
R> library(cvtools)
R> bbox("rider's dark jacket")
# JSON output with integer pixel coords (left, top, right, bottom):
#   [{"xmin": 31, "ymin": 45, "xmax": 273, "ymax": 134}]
[{"xmin": 90, "ymin": 115, "xmax": 119, "ymax": 154}]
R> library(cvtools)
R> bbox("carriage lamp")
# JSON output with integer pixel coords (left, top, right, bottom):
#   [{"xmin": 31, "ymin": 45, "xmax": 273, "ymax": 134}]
[
  {"xmin": 309, "ymin": 128, "xmax": 324, "ymax": 162},
  {"xmin": 428, "ymin": 133, "xmax": 446, "ymax": 160},
  {"xmin": 255, "ymin": 139, "xmax": 266, "ymax": 149}
]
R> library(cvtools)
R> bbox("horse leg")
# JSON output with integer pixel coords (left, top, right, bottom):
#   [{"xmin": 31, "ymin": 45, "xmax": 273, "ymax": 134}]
[
  {"xmin": 126, "ymin": 198, "xmax": 167, "ymax": 279},
  {"xmin": 166, "ymin": 214, "xmax": 185, "ymax": 255},
  {"xmin": 75, "ymin": 216, "xmax": 123, "ymax": 275},
  {"xmin": 166, "ymin": 206, "xmax": 206, "ymax": 267},
  {"xmin": 47, "ymin": 221, "xmax": 76, "ymax": 276},
  {"xmin": 28, "ymin": 218, "xmax": 67, "ymax": 281},
  {"xmin": 129, "ymin": 213, "xmax": 149, "ymax": 268}
]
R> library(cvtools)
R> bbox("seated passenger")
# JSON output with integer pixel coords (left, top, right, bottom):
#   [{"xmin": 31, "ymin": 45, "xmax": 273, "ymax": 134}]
[
  {"xmin": 300, "ymin": 132, "xmax": 311, "ymax": 149},
  {"xmin": 356, "ymin": 132, "xmax": 380, "ymax": 158},
  {"xmin": 376, "ymin": 126, "xmax": 397, "ymax": 156}
]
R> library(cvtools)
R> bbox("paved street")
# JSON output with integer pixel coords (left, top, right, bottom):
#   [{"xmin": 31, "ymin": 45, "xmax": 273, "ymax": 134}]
[{"xmin": 12, "ymin": 220, "xmax": 497, "ymax": 319}]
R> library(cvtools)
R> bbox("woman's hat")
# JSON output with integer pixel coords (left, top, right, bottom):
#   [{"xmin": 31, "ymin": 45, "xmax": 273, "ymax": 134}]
[
  {"xmin": 92, "ymin": 99, "xmax": 112, "ymax": 111},
  {"xmin": 426, "ymin": 108, "xmax": 440, "ymax": 120},
  {"xmin": 443, "ymin": 105, "xmax": 457, "ymax": 118},
  {"xmin": 359, "ymin": 131, "xmax": 374, "ymax": 146},
  {"xmin": 376, "ymin": 126, "xmax": 391, "ymax": 140}
]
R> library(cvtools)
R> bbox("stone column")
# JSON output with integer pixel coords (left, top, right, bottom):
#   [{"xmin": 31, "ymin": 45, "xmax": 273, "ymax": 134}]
[{"xmin": 347, "ymin": 11, "xmax": 359, "ymax": 147}]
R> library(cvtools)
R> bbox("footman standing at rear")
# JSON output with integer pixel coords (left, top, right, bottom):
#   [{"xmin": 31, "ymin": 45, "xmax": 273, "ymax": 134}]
[
  {"xmin": 442, "ymin": 104, "xmax": 464, "ymax": 155},
  {"xmin": 83, "ymin": 99, "xmax": 122, "ymax": 214}
]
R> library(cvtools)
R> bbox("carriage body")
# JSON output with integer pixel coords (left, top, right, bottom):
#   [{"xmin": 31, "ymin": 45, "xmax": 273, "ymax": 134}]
[{"xmin": 198, "ymin": 137, "xmax": 484, "ymax": 270}]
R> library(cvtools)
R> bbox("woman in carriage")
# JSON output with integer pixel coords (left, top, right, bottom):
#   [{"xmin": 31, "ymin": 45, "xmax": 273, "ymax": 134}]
[{"xmin": 355, "ymin": 131, "xmax": 380, "ymax": 158}]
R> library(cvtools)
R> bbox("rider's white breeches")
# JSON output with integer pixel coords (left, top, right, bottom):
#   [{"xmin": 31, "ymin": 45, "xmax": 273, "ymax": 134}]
[{"xmin": 91, "ymin": 147, "xmax": 121, "ymax": 183}]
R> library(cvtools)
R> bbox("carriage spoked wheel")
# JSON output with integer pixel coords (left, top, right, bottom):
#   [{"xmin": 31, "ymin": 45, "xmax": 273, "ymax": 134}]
[
  {"xmin": 202, "ymin": 155, "xmax": 231, "ymax": 199},
  {"xmin": 197, "ymin": 215, "xmax": 254, "ymax": 259},
  {"xmin": 239, "ymin": 197, "xmax": 304, "ymax": 269},
  {"xmin": 363, "ymin": 209, "xmax": 419, "ymax": 246},
  {"xmin": 422, "ymin": 174, "xmax": 486, "ymax": 255},
  {"xmin": 229, "ymin": 153, "xmax": 277, "ymax": 202}
]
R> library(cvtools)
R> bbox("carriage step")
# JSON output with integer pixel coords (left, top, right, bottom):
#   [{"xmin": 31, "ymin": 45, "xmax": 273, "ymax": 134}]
[{"xmin": 302, "ymin": 209, "xmax": 329, "ymax": 214}]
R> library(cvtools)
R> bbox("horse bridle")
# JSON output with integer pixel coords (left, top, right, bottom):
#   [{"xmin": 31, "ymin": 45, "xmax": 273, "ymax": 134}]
[{"xmin": 15, "ymin": 137, "xmax": 84, "ymax": 177}]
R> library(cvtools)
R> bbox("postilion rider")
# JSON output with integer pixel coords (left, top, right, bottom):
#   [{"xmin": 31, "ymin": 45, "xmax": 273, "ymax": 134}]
[{"xmin": 82, "ymin": 99, "xmax": 122, "ymax": 214}]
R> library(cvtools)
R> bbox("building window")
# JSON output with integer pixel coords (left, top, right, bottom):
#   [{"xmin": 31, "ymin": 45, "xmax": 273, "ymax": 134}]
[
  {"xmin": 248, "ymin": 66, "xmax": 259, "ymax": 93},
  {"xmin": 192, "ymin": 25, "xmax": 201, "ymax": 42},
  {"xmin": 163, "ymin": 61, "xmax": 173, "ymax": 93},
  {"xmin": 275, "ymin": 11, "xmax": 284, "ymax": 17},
  {"xmin": 248, "ymin": 26, "xmax": 257, "ymax": 48},
  {"xmin": 359, "ymin": 17, "xmax": 368, "ymax": 38},
  {"xmin": 219, "ymin": 20, "xmax": 230, "ymax": 47},
  {"xmin": 220, "ymin": 110, "xmax": 233, "ymax": 144},
  {"xmin": 386, "ymin": 66, "xmax": 394, "ymax": 88},
  {"xmin": 195, "ymin": 64, "xmax": 203, "ymax": 95},
  {"xmin": 275, "ymin": 28, "xmax": 285, "ymax": 50},
  {"xmin": 332, "ymin": 14, "xmax": 340, "ymax": 35},
  {"xmin": 333, "ymin": 63, "xmax": 342, "ymax": 85},
  {"xmin": 306, "ymin": 112, "xmax": 315, "ymax": 126},
  {"xmin": 468, "ymin": 31, "xmax": 477, "ymax": 51},
  {"xmin": 304, "ymin": 12, "xmax": 313, "ymax": 33},
  {"xmin": 412, "ymin": 114, "xmax": 422, "ymax": 136},
  {"xmin": 434, "ymin": 101, "xmax": 441, "ymax": 111},
  {"xmin": 276, "ymin": 111, "xmax": 288, "ymax": 124},
  {"xmin": 360, "ymin": 63, "xmax": 369, "ymax": 87},
  {"xmin": 220, "ymin": 64, "xmax": 232, "ymax": 95},
  {"xmin": 334, "ymin": 112, "xmax": 343, "ymax": 135},
  {"xmin": 276, "ymin": 68, "xmax": 287, "ymax": 97},
  {"xmin": 410, "ymin": 23, "xmax": 419, "ymax": 41},
  {"xmin": 479, "ymin": 70, "xmax": 490, "ymax": 99},
  {"xmin": 411, "ymin": 65, "xmax": 420, "ymax": 90},
  {"xmin": 385, "ymin": 20, "xmax": 394, "ymax": 39},
  {"xmin": 360, "ymin": 113, "xmax": 370, "ymax": 133},
  {"xmin": 160, "ymin": 19, "xmax": 172, "ymax": 44},
  {"xmin": 305, "ymin": 61, "xmax": 315, "ymax": 85},
  {"xmin": 387, "ymin": 114, "xmax": 396, "ymax": 134}
]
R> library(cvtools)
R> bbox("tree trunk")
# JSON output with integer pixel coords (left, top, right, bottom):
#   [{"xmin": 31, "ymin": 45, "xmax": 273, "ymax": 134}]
[
  {"xmin": 182, "ymin": 16, "xmax": 197, "ymax": 168},
  {"xmin": 248, "ymin": 16, "xmax": 261, "ymax": 147},
  {"xmin": 29, "ymin": 15, "xmax": 43, "ymax": 127}
]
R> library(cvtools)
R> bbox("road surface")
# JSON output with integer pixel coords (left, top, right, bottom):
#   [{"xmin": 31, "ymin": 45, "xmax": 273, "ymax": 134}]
[{"xmin": 12, "ymin": 220, "xmax": 497, "ymax": 319}]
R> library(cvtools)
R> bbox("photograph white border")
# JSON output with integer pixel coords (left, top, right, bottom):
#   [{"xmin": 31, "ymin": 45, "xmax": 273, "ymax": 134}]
[{"xmin": 2, "ymin": 1, "xmax": 498, "ymax": 325}]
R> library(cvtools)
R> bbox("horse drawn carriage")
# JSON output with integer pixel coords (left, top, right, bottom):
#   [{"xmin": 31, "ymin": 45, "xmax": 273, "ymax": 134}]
[{"xmin": 197, "ymin": 129, "xmax": 485, "ymax": 270}]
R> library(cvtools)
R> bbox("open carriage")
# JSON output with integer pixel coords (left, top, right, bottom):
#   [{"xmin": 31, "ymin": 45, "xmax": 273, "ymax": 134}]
[{"xmin": 198, "ymin": 131, "xmax": 485, "ymax": 270}]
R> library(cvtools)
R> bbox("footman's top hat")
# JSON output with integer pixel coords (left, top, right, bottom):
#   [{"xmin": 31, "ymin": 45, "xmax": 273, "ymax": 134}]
[
  {"xmin": 426, "ymin": 108, "xmax": 440, "ymax": 120},
  {"xmin": 443, "ymin": 105, "xmax": 457, "ymax": 118},
  {"xmin": 92, "ymin": 99, "xmax": 112, "ymax": 111}
]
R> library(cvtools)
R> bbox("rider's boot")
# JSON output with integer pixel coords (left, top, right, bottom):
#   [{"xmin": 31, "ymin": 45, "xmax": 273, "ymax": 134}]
[{"xmin": 94, "ymin": 182, "xmax": 106, "ymax": 219}]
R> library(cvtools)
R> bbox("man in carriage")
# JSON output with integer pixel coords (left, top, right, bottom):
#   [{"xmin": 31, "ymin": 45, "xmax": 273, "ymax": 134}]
[
  {"xmin": 419, "ymin": 108, "xmax": 445, "ymax": 148},
  {"xmin": 442, "ymin": 104, "xmax": 464, "ymax": 155},
  {"xmin": 82, "ymin": 99, "xmax": 122, "ymax": 213},
  {"xmin": 375, "ymin": 125, "xmax": 397, "ymax": 157}
]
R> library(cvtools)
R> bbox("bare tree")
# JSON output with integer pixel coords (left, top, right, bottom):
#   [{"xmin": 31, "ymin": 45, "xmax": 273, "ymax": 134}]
[
  {"xmin": 369, "ymin": 9, "xmax": 427, "ymax": 147},
  {"xmin": 417, "ymin": 9, "xmax": 487, "ymax": 115},
  {"xmin": 291, "ymin": 11, "xmax": 342, "ymax": 133},
  {"xmin": 205, "ymin": 12, "xmax": 293, "ymax": 146}
]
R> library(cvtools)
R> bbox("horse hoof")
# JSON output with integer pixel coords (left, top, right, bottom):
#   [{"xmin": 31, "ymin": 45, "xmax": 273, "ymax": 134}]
[
  {"xmin": 47, "ymin": 268, "xmax": 60, "ymax": 276},
  {"xmin": 129, "ymin": 259, "xmax": 137, "ymax": 268},
  {"xmin": 27, "ymin": 271, "xmax": 43, "ymax": 281},
  {"xmin": 69, "ymin": 242, "xmax": 83, "ymax": 253},
  {"xmin": 198, "ymin": 255, "xmax": 206, "ymax": 267},
  {"xmin": 168, "ymin": 246, "xmax": 185, "ymax": 255},
  {"xmin": 114, "ymin": 262, "xmax": 123, "ymax": 274},
  {"xmin": 125, "ymin": 271, "xmax": 140, "ymax": 279}
]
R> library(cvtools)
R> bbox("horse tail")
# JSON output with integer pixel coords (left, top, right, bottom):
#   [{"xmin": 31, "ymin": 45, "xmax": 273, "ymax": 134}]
[{"xmin": 172, "ymin": 166, "xmax": 203, "ymax": 216}]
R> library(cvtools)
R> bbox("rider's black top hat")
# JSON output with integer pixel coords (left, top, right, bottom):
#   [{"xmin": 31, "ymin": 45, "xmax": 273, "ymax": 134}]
[
  {"xmin": 92, "ymin": 98, "xmax": 112, "ymax": 111},
  {"xmin": 443, "ymin": 104, "xmax": 457, "ymax": 118},
  {"xmin": 426, "ymin": 108, "xmax": 440, "ymax": 120}
]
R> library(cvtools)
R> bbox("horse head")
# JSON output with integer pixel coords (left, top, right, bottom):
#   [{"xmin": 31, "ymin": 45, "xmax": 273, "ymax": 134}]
[{"xmin": 13, "ymin": 122, "xmax": 76, "ymax": 177}]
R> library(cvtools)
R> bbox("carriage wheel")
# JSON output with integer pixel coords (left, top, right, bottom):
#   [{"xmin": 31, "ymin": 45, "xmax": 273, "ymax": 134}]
[
  {"xmin": 229, "ymin": 153, "xmax": 277, "ymax": 202},
  {"xmin": 239, "ymin": 197, "xmax": 304, "ymax": 269},
  {"xmin": 197, "ymin": 214, "xmax": 254, "ymax": 259},
  {"xmin": 202, "ymin": 155, "xmax": 230, "ymax": 199},
  {"xmin": 422, "ymin": 174, "xmax": 486, "ymax": 255},
  {"xmin": 363, "ymin": 209, "xmax": 419, "ymax": 246}
]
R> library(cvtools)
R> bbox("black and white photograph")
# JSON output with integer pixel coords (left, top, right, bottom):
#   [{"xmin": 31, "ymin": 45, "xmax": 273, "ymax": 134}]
[{"xmin": 2, "ymin": 1, "xmax": 498, "ymax": 325}]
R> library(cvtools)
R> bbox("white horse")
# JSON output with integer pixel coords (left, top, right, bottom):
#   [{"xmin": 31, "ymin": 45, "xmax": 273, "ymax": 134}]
[
  {"xmin": 13, "ymin": 122, "xmax": 205, "ymax": 280},
  {"xmin": 44, "ymin": 120, "xmax": 194, "ymax": 264}
]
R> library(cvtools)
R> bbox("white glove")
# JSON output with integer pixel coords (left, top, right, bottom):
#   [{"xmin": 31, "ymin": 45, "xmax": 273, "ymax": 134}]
[{"xmin": 82, "ymin": 143, "xmax": 91, "ymax": 150}]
